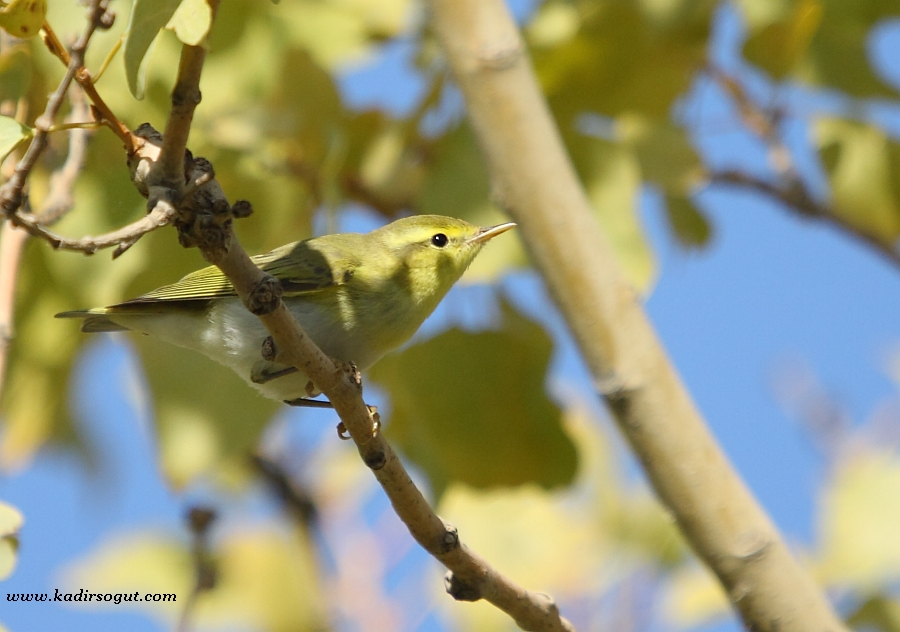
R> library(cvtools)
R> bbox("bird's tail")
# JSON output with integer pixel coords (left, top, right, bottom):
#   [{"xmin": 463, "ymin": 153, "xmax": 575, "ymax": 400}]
[{"xmin": 55, "ymin": 310, "xmax": 130, "ymax": 333}]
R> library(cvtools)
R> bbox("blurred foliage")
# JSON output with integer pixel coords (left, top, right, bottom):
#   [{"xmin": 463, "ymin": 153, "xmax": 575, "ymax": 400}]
[
  {"xmin": 0, "ymin": 115, "xmax": 31, "ymax": 163},
  {"xmin": 372, "ymin": 297, "xmax": 577, "ymax": 500},
  {"xmin": 848, "ymin": 596, "xmax": 900, "ymax": 632},
  {"xmin": 1, "ymin": 0, "xmax": 900, "ymax": 630},
  {"xmin": 60, "ymin": 524, "xmax": 328, "ymax": 631},
  {"xmin": 0, "ymin": 0, "xmax": 46, "ymax": 40},
  {"xmin": 815, "ymin": 117, "xmax": 900, "ymax": 247},
  {"xmin": 665, "ymin": 447, "xmax": 900, "ymax": 630},
  {"xmin": 737, "ymin": 0, "xmax": 899, "ymax": 98},
  {"xmin": 0, "ymin": 500, "xmax": 21, "ymax": 581}
]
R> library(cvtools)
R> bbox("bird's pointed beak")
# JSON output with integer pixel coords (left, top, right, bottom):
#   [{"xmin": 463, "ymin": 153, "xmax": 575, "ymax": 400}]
[{"xmin": 467, "ymin": 222, "xmax": 516, "ymax": 245}]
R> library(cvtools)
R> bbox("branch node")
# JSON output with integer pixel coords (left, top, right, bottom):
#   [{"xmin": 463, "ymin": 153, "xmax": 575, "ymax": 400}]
[
  {"xmin": 362, "ymin": 447, "xmax": 386, "ymax": 470},
  {"xmin": 232, "ymin": 199, "xmax": 253, "ymax": 219},
  {"xmin": 172, "ymin": 84, "xmax": 202, "ymax": 109},
  {"xmin": 343, "ymin": 361, "xmax": 363, "ymax": 391},
  {"xmin": 97, "ymin": 7, "xmax": 116, "ymax": 29},
  {"xmin": 440, "ymin": 522, "xmax": 460, "ymax": 553},
  {"xmin": 733, "ymin": 529, "xmax": 773, "ymax": 562},
  {"xmin": 261, "ymin": 336, "xmax": 277, "ymax": 361},
  {"xmin": 247, "ymin": 275, "xmax": 282, "ymax": 316},
  {"xmin": 444, "ymin": 572, "xmax": 482, "ymax": 602},
  {"xmin": 112, "ymin": 237, "xmax": 139, "ymax": 259},
  {"xmin": 336, "ymin": 422, "xmax": 351, "ymax": 441},
  {"xmin": 478, "ymin": 35, "xmax": 523, "ymax": 71},
  {"xmin": 187, "ymin": 506, "xmax": 217, "ymax": 534}
]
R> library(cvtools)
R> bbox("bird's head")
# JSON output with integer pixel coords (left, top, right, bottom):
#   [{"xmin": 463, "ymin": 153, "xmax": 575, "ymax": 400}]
[{"xmin": 371, "ymin": 214, "xmax": 515, "ymax": 303}]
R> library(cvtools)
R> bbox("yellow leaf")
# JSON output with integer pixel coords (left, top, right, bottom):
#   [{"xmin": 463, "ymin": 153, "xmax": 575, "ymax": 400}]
[
  {"xmin": 166, "ymin": 0, "xmax": 212, "ymax": 47},
  {"xmin": 527, "ymin": 1, "xmax": 579, "ymax": 48},
  {"xmin": 0, "ymin": 501, "xmax": 23, "ymax": 581},
  {"xmin": 816, "ymin": 452, "xmax": 900, "ymax": 588},
  {"xmin": 0, "ymin": 0, "xmax": 46, "ymax": 39},
  {"xmin": 275, "ymin": 0, "xmax": 412, "ymax": 68}
]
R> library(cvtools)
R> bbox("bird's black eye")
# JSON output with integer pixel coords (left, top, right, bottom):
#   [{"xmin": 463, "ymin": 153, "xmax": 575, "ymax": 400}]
[{"xmin": 431, "ymin": 233, "xmax": 449, "ymax": 248}]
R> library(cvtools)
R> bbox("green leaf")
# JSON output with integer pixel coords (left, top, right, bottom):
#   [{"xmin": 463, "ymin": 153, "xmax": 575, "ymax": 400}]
[
  {"xmin": 166, "ymin": 0, "xmax": 212, "ymax": 47},
  {"xmin": 0, "ymin": 501, "xmax": 22, "ymax": 581},
  {"xmin": 815, "ymin": 118, "xmax": 900, "ymax": 246},
  {"xmin": 123, "ymin": 0, "xmax": 182, "ymax": 99},
  {"xmin": 665, "ymin": 194, "xmax": 712, "ymax": 248},
  {"xmin": 0, "ymin": 115, "xmax": 32, "ymax": 163},
  {"xmin": 569, "ymin": 132, "xmax": 657, "ymax": 291},
  {"xmin": 617, "ymin": 115, "xmax": 703, "ymax": 194},
  {"xmin": 739, "ymin": 0, "xmax": 821, "ymax": 79},
  {"xmin": 276, "ymin": 0, "xmax": 413, "ymax": 69},
  {"xmin": 534, "ymin": 0, "xmax": 716, "ymax": 120},
  {"xmin": 847, "ymin": 595, "xmax": 900, "ymax": 632},
  {"xmin": 417, "ymin": 122, "xmax": 492, "ymax": 220},
  {"xmin": 738, "ymin": 0, "xmax": 899, "ymax": 97},
  {"xmin": 370, "ymin": 298, "xmax": 577, "ymax": 500},
  {"xmin": 0, "ymin": 46, "xmax": 32, "ymax": 104},
  {"xmin": 0, "ymin": 0, "xmax": 46, "ymax": 39},
  {"xmin": 132, "ymin": 334, "xmax": 279, "ymax": 488}
]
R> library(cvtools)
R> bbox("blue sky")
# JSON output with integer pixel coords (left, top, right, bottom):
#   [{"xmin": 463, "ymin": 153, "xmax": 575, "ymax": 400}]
[{"xmin": 4, "ymin": 2, "xmax": 900, "ymax": 632}]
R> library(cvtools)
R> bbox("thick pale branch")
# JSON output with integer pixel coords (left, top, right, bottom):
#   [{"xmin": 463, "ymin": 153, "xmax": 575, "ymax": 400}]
[{"xmin": 426, "ymin": 1, "xmax": 848, "ymax": 630}]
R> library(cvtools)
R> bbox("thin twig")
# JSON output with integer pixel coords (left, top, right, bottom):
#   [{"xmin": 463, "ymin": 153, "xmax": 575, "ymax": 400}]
[
  {"xmin": 40, "ymin": 19, "xmax": 135, "ymax": 153},
  {"xmin": 0, "ymin": 0, "xmax": 110, "ymax": 218},
  {"xmin": 176, "ymin": 507, "xmax": 217, "ymax": 632},
  {"xmin": 34, "ymin": 86, "xmax": 92, "ymax": 226},
  {"xmin": 252, "ymin": 455, "xmax": 318, "ymax": 529},
  {"xmin": 7, "ymin": 200, "xmax": 175, "ymax": 256},
  {"xmin": 706, "ymin": 66, "xmax": 900, "ymax": 271},
  {"xmin": 709, "ymin": 170, "xmax": 900, "ymax": 268},
  {"xmin": 154, "ymin": 1, "xmax": 220, "ymax": 190},
  {"xmin": 0, "ymin": 87, "xmax": 93, "ymax": 402}
]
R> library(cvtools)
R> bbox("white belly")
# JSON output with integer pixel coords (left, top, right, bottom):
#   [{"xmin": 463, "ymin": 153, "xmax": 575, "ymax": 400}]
[{"xmin": 113, "ymin": 297, "xmax": 387, "ymax": 402}]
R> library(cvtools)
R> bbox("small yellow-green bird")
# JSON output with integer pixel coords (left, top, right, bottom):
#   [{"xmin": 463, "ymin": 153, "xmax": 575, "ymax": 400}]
[{"xmin": 57, "ymin": 215, "xmax": 515, "ymax": 404}]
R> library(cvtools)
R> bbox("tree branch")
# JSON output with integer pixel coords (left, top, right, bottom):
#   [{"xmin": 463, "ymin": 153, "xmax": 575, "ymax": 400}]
[
  {"xmin": 0, "ymin": 88, "xmax": 92, "ymax": 404},
  {"xmin": 133, "ymin": 21, "xmax": 574, "ymax": 632},
  {"xmin": 705, "ymin": 66, "xmax": 900, "ymax": 271},
  {"xmin": 40, "ymin": 19, "xmax": 136, "ymax": 153},
  {"xmin": 426, "ymin": 1, "xmax": 848, "ymax": 630},
  {"xmin": 0, "ymin": 0, "xmax": 112, "ymax": 218},
  {"xmin": 177, "ymin": 507, "xmax": 217, "ymax": 632},
  {"xmin": 709, "ymin": 170, "xmax": 900, "ymax": 268}
]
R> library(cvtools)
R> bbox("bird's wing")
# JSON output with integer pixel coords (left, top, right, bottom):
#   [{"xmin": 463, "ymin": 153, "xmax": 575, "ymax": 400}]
[{"xmin": 128, "ymin": 240, "xmax": 358, "ymax": 304}]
